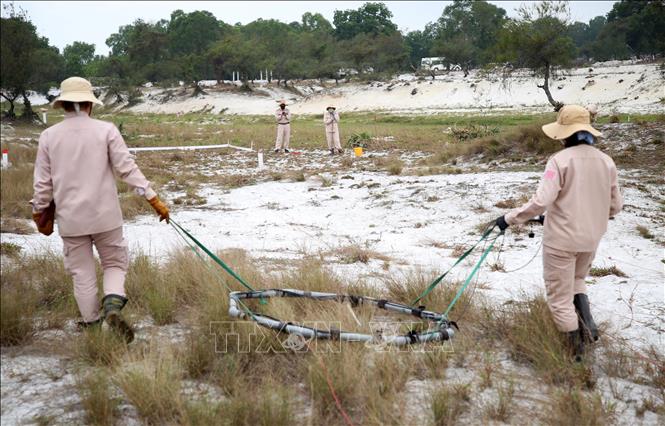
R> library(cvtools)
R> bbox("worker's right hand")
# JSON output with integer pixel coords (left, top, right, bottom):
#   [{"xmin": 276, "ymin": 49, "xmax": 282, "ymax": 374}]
[
  {"xmin": 147, "ymin": 196, "xmax": 170, "ymax": 223},
  {"xmin": 495, "ymin": 215, "xmax": 509, "ymax": 232}
]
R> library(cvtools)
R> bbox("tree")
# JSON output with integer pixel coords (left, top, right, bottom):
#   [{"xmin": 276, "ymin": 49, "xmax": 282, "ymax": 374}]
[
  {"xmin": 1, "ymin": 4, "xmax": 63, "ymax": 120},
  {"xmin": 63, "ymin": 41, "xmax": 95, "ymax": 76},
  {"xmin": 301, "ymin": 12, "xmax": 333, "ymax": 33},
  {"xmin": 404, "ymin": 24, "xmax": 436, "ymax": 69},
  {"xmin": 431, "ymin": 0, "xmax": 507, "ymax": 66},
  {"xmin": 497, "ymin": 1, "xmax": 575, "ymax": 110},
  {"xmin": 333, "ymin": 2, "xmax": 398, "ymax": 40},
  {"xmin": 592, "ymin": 0, "xmax": 665, "ymax": 60},
  {"xmin": 167, "ymin": 10, "xmax": 223, "ymax": 55}
]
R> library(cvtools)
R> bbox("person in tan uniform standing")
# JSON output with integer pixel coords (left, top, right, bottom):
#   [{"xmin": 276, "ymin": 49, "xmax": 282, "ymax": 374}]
[
  {"xmin": 324, "ymin": 106, "xmax": 343, "ymax": 155},
  {"xmin": 31, "ymin": 77, "xmax": 170, "ymax": 343},
  {"xmin": 495, "ymin": 105, "xmax": 623, "ymax": 361},
  {"xmin": 274, "ymin": 100, "xmax": 291, "ymax": 153}
]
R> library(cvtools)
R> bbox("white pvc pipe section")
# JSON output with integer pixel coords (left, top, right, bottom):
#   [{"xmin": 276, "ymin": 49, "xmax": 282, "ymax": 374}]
[{"xmin": 128, "ymin": 143, "xmax": 254, "ymax": 153}]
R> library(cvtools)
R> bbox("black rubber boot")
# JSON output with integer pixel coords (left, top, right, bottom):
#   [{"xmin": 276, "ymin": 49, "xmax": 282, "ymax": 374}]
[
  {"xmin": 102, "ymin": 294, "xmax": 134, "ymax": 343},
  {"xmin": 77, "ymin": 318, "xmax": 103, "ymax": 331},
  {"xmin": 566, "ymin": 330, "xmax": 584, "ymax": 363},
  {"xmin": 574, "ymin": 293, "xmax": 599, "ymax": 343}
]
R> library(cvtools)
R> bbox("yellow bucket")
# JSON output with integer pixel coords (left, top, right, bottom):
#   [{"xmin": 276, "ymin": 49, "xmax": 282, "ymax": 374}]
[{"xmin": 353, "ymin": 147, "xmax": 363, "ymax": 157}]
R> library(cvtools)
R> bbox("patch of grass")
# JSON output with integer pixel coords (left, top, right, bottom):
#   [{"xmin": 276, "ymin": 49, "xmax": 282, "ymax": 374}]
[
  {"xmin": 78, "ymin": 370, "xmax": 118, "ymax": 426},
  {"xmin": 181, "ymin": 332, "xmax": 217, "ymax": 379},
  {"xmin": 0, "ymin": 218, "xmax": 34, "ymax": 234},
  {"xmin": 636, "ymin": 225, "xmax": 655, "ymax": 240},
  {"xmin": 0, "ymin": 161, "xmax": 35, "ymax": 220},
  {"xmin": 386, "ymin": 157, "xmax": 404, "ymax": 175},
  {"xmin": 0, "ymin": 279, "xmax": 37, "ymax": 345},
  {"xmin": 290, "ymin": 169, "xmax": 306, "ymax": 182},
  {"xmin": 0, "ymin": 241, "xmax": 23, "ymax": 258},
  {"xmin": 544, "ymin": 389, "xmax": 616, "ymax": 425},
  {"xmin": 222, "ymin": 379, "xmax": 295, "ymax": 426},
  {"xmin": 495, "ymin": 296, "xmax": 594, "ymax": 387},
  {"xmin": 494, "ymin": 194, "xmax": 530, "ymax": 209},
  {"xmin": 115, "ymin": 349, "xmax": 185, "ymax": 424},
  {"xmin": 589, "ymin": 265, "xmax": 627, "ymax": 278},
  {"xmin": 431, "ymin": 383, "xmax": 471, "ymax": 426},
  {"xmin": 172, "ymin": 187, "xmax": 206, "ymax": 206},
  {"xmin": 76, "ymin": 327, "xmax": 129, "ymax": 366},
  {"xmin": 483, "ymin": 381, "xmax": 514, "ymax": 422},
  {"xmin": 334, "ymin": 244, "xmax": 391, "ymax": 264}
]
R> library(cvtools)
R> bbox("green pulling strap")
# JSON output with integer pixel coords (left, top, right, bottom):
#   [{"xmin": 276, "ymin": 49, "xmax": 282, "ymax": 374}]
[
  {"xmin": 170, "ymin": 218, "xmax": 257, "ymax": 293},
  {"xmin": 443, "ymin": 230, "xmax": 502, "ymax": 317},
  {"xmin": 411, "ymin": 225, "xmax": 497, "ymax": 306}
]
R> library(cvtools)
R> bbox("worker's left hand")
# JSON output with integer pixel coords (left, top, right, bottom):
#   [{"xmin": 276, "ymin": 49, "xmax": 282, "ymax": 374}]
[
  {"xmin": 495, "ymin": 215, "xmax": 509, "ymax": 231},
  {"xmin": 32, "ymin": 211, "xmax": 54, "ymax": 236}
]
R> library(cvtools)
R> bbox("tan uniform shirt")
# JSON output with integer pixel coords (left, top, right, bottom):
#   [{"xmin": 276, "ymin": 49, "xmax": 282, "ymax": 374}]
[
  {"xmin": 324, "ymin": 111, "xmax": 340, "ymax": 133},
  {"xmin": 275, "ymin": 108, "xmax": 291, "ymax": 124},
  {"xmin": 506, "ymin": 144, "xmax": 622, "ymax": 252},
  {"xmin": 31, "ymin": 112, "xmax": 156, "ymax": 237}
]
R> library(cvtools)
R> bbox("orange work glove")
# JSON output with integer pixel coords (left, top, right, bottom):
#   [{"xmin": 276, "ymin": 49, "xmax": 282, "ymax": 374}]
[
  {"xmin": 147, "ymin": 196, "xmax": 170, "ymax": 223},
  {"xmin": 32, "ymin": 200, "xmax": 55, "ymax": 236}
]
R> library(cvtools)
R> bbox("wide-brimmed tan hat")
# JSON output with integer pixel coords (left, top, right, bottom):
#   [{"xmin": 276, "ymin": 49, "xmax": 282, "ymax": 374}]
[
  {"xmin": 52, "ymin": 77, "xmax": 103, "ymax": 109},
  {"xmin": 542, "ymin": 105, "xmax": 601, "ymax": 140},
  {"xmin": 276, "ymin": 99, "xmax": 287, "ymax": 105},
  {"xmin": 326, "ymin": 105, "xmax": 336, "ymax": 110}
]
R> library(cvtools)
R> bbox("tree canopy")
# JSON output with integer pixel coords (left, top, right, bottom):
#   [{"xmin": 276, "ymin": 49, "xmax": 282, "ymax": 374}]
[{"xmin": 1, "ymin": 0, "xmax": 663, "ymax": 118}]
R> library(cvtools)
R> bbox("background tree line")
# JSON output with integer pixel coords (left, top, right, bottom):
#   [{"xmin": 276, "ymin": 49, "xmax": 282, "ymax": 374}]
[{"xmin": 2, "ymin": 0, "xmax": 664, "ymax": 118}]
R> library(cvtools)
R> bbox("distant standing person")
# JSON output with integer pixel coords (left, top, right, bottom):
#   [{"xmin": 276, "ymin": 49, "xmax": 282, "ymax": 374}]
[
  {"xmin": 274, "ymin": 100, "xmax": 291, "ymax": 153},
  {"xmin": 31, "ymin": 77, "xmax": 170, "ymax": 343},
  {"xmin": 324, "ymin": 106, "xmax": 343, "ymax": 155}
]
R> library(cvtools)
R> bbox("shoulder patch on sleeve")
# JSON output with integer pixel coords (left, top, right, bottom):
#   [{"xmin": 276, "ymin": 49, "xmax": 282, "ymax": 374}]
[{"xmin": 544, "ymin": 169, "xmax": 557, "ymax": 180}]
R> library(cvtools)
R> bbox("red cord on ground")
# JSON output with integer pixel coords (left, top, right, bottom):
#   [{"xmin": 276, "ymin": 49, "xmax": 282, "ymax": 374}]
[{"xmin": 317, "ymin": 354, "xmax": 356, "ymax": 426}]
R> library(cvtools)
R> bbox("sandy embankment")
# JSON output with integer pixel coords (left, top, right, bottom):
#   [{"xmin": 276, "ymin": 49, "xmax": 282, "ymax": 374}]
[{"xmin": 126, "ymin": 61, "xmax": 664, "ymax": 115}]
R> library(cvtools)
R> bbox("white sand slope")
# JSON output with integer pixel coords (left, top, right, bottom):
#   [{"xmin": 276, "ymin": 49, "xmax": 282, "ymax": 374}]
[{"xmin": 125, "ymin": 61, "xmax": 664, "ymax": 116}]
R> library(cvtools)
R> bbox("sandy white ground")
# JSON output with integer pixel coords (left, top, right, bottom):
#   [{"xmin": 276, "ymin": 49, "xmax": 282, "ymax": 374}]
[{"xmin": 123, "ymin": 62, "xmax": 665, "ymax": 115}]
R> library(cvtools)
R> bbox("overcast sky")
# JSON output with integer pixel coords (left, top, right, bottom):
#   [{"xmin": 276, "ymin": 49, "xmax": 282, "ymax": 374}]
[{"xmin": 8, "ymin": 1, "xmax": 617, "ymax": 56}]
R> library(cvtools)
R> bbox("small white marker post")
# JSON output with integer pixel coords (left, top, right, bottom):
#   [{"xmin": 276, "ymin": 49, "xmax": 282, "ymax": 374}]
[
  {"xmin": 1, "ymin": 149, "xmax": 9, "ymax": 169},
  {"xmin": 257, "ymin": 149, "xmax": 265, "ymax": 169},
  {"xmin": 40, "ymin": 108, "xmax": 48, "ymax": 124}
]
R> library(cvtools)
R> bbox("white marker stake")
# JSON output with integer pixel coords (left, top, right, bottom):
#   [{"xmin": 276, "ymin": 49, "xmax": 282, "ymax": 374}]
[
  {"xmin": 1, "ymin": 149, "xmax": 9, "ymax": 169},
  {"xmin": 42, "ymin": 112, "xmax": 47, "ymax": 123},
  {"xmin": 258, "ymin": 150, "xmax": 265, "ymax": 169}
]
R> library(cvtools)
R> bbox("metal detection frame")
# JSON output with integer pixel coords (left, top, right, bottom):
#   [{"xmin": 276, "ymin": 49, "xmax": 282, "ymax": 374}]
[{"xmin": 228, "ymin": 288, "xmax": 456, "ymax": 346}]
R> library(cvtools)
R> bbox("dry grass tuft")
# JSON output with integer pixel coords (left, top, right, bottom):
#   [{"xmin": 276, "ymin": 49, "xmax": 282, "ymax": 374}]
[
  {"xmin": 334, "ymin": 244, "xmax": 391, "ymax": 264},
  {"xmin": 544, "ymin": 389, "xmax": 616, "ymax": 425},
  {"xmin": 431, "ymin": 382, "xmax": 471, "ymax": 426},
  {"xmin": 76, "ymin": 327, "xmax": 129, "ymax": 366},
  {"xmin": 483, "ymin": 381, "xmax": 515, "ymax": 422},
  {"xmin": 589, "ymin": 265, "xmax": 627, "ymax": 278},
  {"xmin": 115, "ymin": 348, "xmax": 185, "ymax": 424},
  {"xmin": 636, "ymin": 225, "xmax": 655, "ymax": 240},
  {"xmin": 0, "ymin": 241, "xmax": 23, "ymax": 258},
  {"xmin": 78, "ymin": 370, "xmax": 118, "ymax": 426},
  {"xmin": 493, "ymin": 297, "xmax": 594, "ymax": 388},
  {"xmin": 0, "ymin": 217, "xmax": 34, "ymax": 234}
]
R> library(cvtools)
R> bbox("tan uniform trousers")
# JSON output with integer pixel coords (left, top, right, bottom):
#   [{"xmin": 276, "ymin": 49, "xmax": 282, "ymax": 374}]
[
  {"xmin": 62, "ymin": 226, "xmax": 129, "ymax": 322},
  {"xmin": 326, "ymin": 131, "xmax": 342, "ymax": 151},
  {"xmin": 542, "ymin": 245, "xmax": 596, "ymax": 332},
  {"xmin": 274, "ymin": 124, "xmax": 291, "ymax": 150}
]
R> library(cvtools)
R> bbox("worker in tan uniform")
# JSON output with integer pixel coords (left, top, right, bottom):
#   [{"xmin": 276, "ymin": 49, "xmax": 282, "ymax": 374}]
[
  {"xmin": 324, "ymin": 106, "xmax": 343, "ymax": 155},
  {"xmin": 31, "ymin": 77, "xmax": 170, "ymax": 343},
  {"xmin": 495, "ymin": 105, "xmax": 623, "ymax": 361},
  {"xmin": 274, "ymin": 100, "xmax": 291, "ymax": 153}
]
